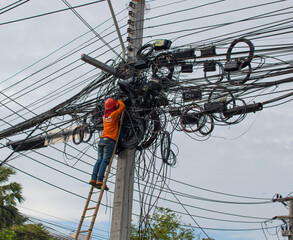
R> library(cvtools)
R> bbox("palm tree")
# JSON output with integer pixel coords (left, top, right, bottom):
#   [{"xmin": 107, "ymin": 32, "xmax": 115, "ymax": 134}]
[{"xmin": 0, "ymin": 165, "xmax": 26, "ymax": 229}]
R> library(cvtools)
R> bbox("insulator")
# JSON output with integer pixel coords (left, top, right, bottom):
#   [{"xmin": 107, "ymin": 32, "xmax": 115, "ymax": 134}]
[
  {"xmin": 129, "ymin": 1, "xmax": 135, "ymax": 9},
  {"xmin": 128, "ymin": 19, "xmax": 134, "ymax": 26},
  {"xmin": 127, "ymin": 37, "xmax": 133, "ymax": 43},
  {"xmin": 128, "ymin": 11, "xmax": 135, "ymax": 17},
  {"xmin": 127, "ymin": 27, "xmax": 134, "ymax": 34}
]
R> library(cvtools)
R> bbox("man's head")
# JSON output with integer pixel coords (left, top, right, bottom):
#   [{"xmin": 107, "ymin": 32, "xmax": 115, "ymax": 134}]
[{"xmin": 105, "ymin": 98, "xmax": 117, "ymax": 110}]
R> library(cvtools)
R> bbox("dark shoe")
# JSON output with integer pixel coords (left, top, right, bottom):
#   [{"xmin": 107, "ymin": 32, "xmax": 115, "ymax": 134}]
[
  {"xmin": 96, "ymin": 181, "xmax": 109, "ymax": 191},
  {"xmin": 89, "ymin": 179, "xmax": 97, "ymax": 186}
]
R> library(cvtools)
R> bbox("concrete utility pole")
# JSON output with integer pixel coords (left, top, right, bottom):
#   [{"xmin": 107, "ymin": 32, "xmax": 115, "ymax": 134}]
[
  {"xmin": 273, "ymin": 197, "xmax": 293, "ymax": 240},
  {"xmin": 110, "ymin": 1, "xmax": 145, "ymax": 240}
]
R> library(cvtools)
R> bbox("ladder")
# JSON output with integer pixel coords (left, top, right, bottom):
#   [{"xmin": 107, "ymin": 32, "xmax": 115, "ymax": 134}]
[{"xmin": 74, "ymin": 112, "xmax": 124, "ymax": 240}]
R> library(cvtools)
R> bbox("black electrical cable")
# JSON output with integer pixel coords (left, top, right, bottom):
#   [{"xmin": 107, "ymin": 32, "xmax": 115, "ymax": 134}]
[
  {"xmin": 0, "ymin": 0, "xmax": 106, "ymax": 26},
  {"xmin": 7, "ymin": 131, "xmax": 272, "ymax": 231},
  {"xmin": 1, "ymin": 1, "xmax": 293, "ymax": 239},
  {"xmin": 5, "ymin": 148, "xmax": 278, "ymax": 229},
  {"xmin": 133, "ymin": 167, "xmax": 270, "ymax": 220},
  {"xmin": 0, "ymin": 122, "xmax": 42, "ymax": 166},
  {"xmin": 61, "ymin": 0, "xmax": 122, "ymax": 59},
  {"xmin": 26, "ymin": 215, "xmax": 109, "ymax": 240},
  {"xmin": 5, "ymin": 163, "xmax": 112, "ymax": 209},
  {"xmin": 0, "ymin": 0, "xmax": 30, "ymax": 15},
  {"xmin": 0, "ymin": 6, "xmax": 127, "ymax": 88},
  {"xmin": 0, "ymin": 0, "xmax": 23, "ymax": 11},
  {"xmin": 146, "ymin": 0, "xmax": 285, "ymax": 22},
  {"xmin": 143, "ymin": 1, "xmax": 293, "ymax": 34},
  {"xmin": 0, "ymin": 28, "xmax": 127, "ymax": 108}
]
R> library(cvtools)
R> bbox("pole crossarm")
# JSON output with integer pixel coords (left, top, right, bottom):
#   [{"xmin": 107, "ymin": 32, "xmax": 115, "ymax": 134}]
[
  {"xmin": 81, "ymin": 54, "xmax": 123, "ymax": 78},
  {"xmin": 273, "ymin": 216, "xmax": 293, "ymax": 220},
  {"xmin": 273, "ymin": 197, "xmax": 293, "ymax": 202}
]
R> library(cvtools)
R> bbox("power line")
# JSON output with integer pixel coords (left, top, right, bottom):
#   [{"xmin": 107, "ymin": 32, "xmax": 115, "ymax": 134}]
[
  {"xmin": 61, "ymin": 0, "xmax": 123, "ymax": 59},
  {"xmin": 0, "ymin": 0, "xmax": 30, "ymax": 15},
  {"xmin": 1, "ymin": 1, "xmax": 293, "ymax": 239},
  {"xmin": 0, "ymin": 0, "xmax": 105, "ymax": 26}
]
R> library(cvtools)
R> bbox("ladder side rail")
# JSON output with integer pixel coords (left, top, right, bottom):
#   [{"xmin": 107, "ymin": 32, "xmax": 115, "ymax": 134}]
[
  {"xmin": 74, "ymin": 186, "xmax": 95, "ymax": 240},
  {"xmin": 86, "ymin": 112, "xmax": 125, "ymax": 240}
]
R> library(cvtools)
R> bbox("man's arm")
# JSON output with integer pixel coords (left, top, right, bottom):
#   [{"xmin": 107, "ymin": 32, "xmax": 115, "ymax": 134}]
[{"xmin": 112, "ymin": 100, "xmax": 125, "ymax": 118}]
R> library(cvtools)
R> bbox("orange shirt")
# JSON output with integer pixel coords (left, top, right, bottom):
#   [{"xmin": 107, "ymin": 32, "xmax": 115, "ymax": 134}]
[{"xmin": 101, "ymin": 100, "xmax": 125, "ymax": 141}]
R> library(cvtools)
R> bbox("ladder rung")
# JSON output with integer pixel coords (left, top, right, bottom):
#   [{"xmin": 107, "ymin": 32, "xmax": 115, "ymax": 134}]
[
  {"xmin": 87, "ymin": 207, "xmax": 96, "ymax": 210},
  {"xmin": 79, "ymin": 230, "xmax": 89, "ymax": 233}
]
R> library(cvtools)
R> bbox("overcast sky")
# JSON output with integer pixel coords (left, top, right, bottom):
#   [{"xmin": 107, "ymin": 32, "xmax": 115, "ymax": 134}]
[{"xmin": 1, "ymin": 1, "xmax": 293, "ymax": 240}]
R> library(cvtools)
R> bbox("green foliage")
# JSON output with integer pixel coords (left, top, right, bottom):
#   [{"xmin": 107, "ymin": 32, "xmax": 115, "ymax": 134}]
[
  {"xmin": 0, "ymin": 166, "xmax": 24, "ymax": 206},
  {"xmin": 0, "ymin": 205, "xmax": 27, "ymax": 230},
  {"xmin": 131, "ymin": 207, "xmax": 200, "ymax": 240},
  {"xmin": 0, "ymin": 166, "xmax": 54, "ymax": 239},
  {"xmin": 0, "ymin": 228, "xmax": 16, "ymax": 240},
  {"xmin": 0, "ymin": 224, "xmax": 54, "ymax": 240},
  {"xmin": 0, "ymin": 166, "xmax": 26, "ymax": 229}
]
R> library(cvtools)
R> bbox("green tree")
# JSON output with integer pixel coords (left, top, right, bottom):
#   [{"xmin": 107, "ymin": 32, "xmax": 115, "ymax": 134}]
[
  {"xmin": 0, "ymin": 224, "xmax": 54, "ymax": 240},
  {"xmin": 0, "ymin": 166, "xmax": 26, "ymax": 229},
  {"xmin": 131, "ymin": 207, "xmax": 204, "ymax": 240}
]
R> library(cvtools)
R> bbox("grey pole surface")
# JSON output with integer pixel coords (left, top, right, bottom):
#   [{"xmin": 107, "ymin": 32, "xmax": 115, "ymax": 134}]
[
  {"xmin": 289, "ymin": 199, "xmax": 293, "ymax": 240},
  {"xmin": 110, "ymin": 1, "xmax": 145, "ymax": 239},
  {"xmin": 110, "ymin": 149, "xmax": 136, "ymax": 240}
]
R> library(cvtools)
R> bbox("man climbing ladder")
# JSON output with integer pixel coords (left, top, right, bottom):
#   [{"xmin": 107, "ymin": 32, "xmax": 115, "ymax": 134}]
[
  {"xmin": 74, "ymin": 98, "xmax": 125, "ymax": 240},
  {"xmin": 90, "ymin": 98, "xmax": 125, "ymax": 190}
]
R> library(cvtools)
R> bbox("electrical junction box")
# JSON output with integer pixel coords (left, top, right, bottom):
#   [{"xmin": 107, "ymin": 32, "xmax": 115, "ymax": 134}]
[
  {"xmin": 204, "ymin": 61, "xmax": 216, "ymax": 72},
  {"xmin": 154, "ymin": 39, "xmax": 172, "ymax": 50},
  {"xmin": 200, "ymin": 46, "xmax": 216, "ymax": 57},
  {"xmin": 181, "ymin": 63, "xmax": 193, "ymax": 73},
  {"xmin": 174, "ymin": 48, "xmax": 195, "ymax": 60},
  {"xmin": 224, "ymin": 60, "xmax": 239, "ymax": 71}
]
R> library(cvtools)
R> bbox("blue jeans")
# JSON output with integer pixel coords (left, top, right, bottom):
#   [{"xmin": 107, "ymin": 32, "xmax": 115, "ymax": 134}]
[{"xmin": 91, "ymin": 137, "xmax": 116, "ymax": 182}]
